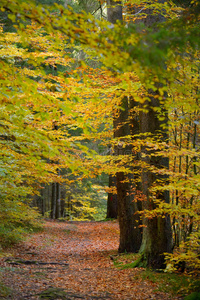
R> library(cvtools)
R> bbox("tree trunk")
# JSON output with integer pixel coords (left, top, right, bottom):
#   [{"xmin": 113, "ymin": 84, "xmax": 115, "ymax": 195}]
[
  {"xmin": 107, "ymin": 0, "xmax": 142, "ymax": 253},
  {"xmin": 50, "ymin": 123, "xmax": 61, "ymax": 219},
  {"xmin": 106, "ymin": 175, "xmax": 118, "ymax": 219},
  {"xmin": 107, "ymin": 0, "xmax": 122, "ymax": 24},
  {"xmin": 139, "ymin": 92, "xmax": 172, "ymax": 268},
  {"xmin": 106, "ymin": 0, "xmax": 122, "ymax": 220},
  {"xmin": 115, "ymin": 97, "xmax": 142, "ymax": 252},
  {"xmin": 120, "ymin": 0, "xmax": 172, "ymax": 269},
  {"xmin": 55, "ymin": 182, "xmax": 61, "ymax": 219},
  {"xmin": 51, "ymin": 182, "xmax": 56, "ymax": 219}
]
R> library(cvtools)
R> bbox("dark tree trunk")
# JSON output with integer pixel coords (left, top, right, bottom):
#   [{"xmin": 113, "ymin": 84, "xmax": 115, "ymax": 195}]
[
  {"xmin": 50, "ymin": 123, "xmax": 61, "ymax": 219},
  {"xmin": 60, "ymin": 187, "xmax": 66, "ymax": 218},
  {"xmin": 51, "ymin": 181, "xmax": 61, "ymax": 219},
  {"xmin": 51, "ymin": 182, "xmax": 56, "ymax": 219},
  {"xmin": 107, "ymin": 0, "xmax": 142, "ymax": 253},
  {"xmin": 107, "ymin": 0, "xmax": 123, "ymax": 24},
  {"xmin": 106, "ymin": 0, "xmax": 122, "ymax": 221},
  {"xmin": 106, "ymin": 175, "xmax": 118, "ymax": 219},
  {"xmin": 117, "ymin": 170, "xmax": 142, "ymax": 253},
  {"xmin": 121, "ymin": 0, "xmax": 172, "ymax": 269},
  {"xmin": 139, "ymin": 94, "xmax": 172, "ymax": 268},
  {"xmin": 55, "ymin": 182, "xmax": 61, "ymax": 219},
  {"xmin": 115, "ymin": 97, "xmax": 142, "ymax": 253}
]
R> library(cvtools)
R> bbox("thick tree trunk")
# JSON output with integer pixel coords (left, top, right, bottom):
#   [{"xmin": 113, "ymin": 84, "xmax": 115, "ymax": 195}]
[
  {"xmin": 107, "ymin": 0, "xmax": 122, "ymax": 24},
  {"xmin": 117, "ymin": 170, "xmax": 142, "ymax": 252},
  {"xmin": 124, "ymin": 0, "xmax": 172, "ymax": 269},
  {"xmin": 139, "ymin": 92, "xmax": 172, "ymax": 268},
  {"xmin": 107, "ymin": 0, "xmax": 142, "ymax": 253},
  {"xmin": 114, "ymin": 97, "xmax": 142, "ymax": 252}
]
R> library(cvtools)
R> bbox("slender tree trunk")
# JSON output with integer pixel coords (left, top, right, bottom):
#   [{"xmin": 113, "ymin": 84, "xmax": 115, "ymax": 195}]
[
  {"xmin": 55, "ymin": 182, "xmax": 61, "ymax": 219},
  {"xmin": 50, "ymin": 174, "xmax": 61, "ymax": 219},
  {"xmin": 106, "ymin": 0, "xmax": 122, "ymax": 220},
  {"xmin": 60, "ymin": 186, "xmax": 66, "ymax": 218},
  {"xmin": 107, "ymin": 175, "xmax": 118, "ymax": 219},
  {"xmin": 106, "ymin": 0, "xmax": 122, "ymax": 221},
  {"xmin": 51, "ymin": 182, "xmax": 56, "ymax": 219},
  {"xmin": 50, "ymin": 123, "xmax": 61, "ymax": 219}
]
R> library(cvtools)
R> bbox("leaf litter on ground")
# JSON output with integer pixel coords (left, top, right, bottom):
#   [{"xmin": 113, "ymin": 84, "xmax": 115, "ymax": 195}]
[{"xmin": 0, "ymin": 221, "xmax": 183, "ymax": 299}]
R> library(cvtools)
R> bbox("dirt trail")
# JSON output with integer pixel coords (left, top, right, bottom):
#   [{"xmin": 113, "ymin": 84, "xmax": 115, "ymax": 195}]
[{"xmin": 0, "ymin": 221, "xmax": 179, "ymax": 299}]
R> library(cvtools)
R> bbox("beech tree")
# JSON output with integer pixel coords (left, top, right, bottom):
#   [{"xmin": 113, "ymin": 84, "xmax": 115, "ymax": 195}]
[
  {"xmin": 105, "ymin": 1, "xmax": 172, "ymax": 264},
  {"xmin": 131, "ymin": 0, "xmax": 173, "ymax": 268},
  {"xmin": 106, "ymin": 0, "xmax": 142, "ymax": 252}
]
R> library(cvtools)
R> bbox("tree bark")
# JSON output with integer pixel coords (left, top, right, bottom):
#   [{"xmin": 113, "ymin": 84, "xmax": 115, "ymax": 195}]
[
  {"xmin": 107, "ymin": 0, "xmax": 142, "ymax": 252},
  {"xmin": 51, "ymin": 182, "xmax": 56, "ymax": 219},
  {"xmin": 115, "ymin": 97, "xmax": 142, "ymax": 252},
  {"xmin": 106, "ymin": 0, "xmax": 122, "ymax": 221},
  {"xmin": 55, "ymin": 181, "xmax": 61, "ymax": 219},
  {"xmin": 50, "ymin": 123, "xmax": 61, "ymax": 219},
  {"xmin": 107, "ymin": 0, "xmax": 122, "ymax": 24},
  {"xmin": 106, "ymin": 175, "xmax": 118, "ymax": 219},
  {"xmin": 139, "ymin": 93, "xmax": 172, "ymax": 268}
]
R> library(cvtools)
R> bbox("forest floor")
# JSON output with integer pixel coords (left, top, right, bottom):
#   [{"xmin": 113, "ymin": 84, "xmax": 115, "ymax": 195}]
[{"xmin": 0, "ymin": 221, "xmax": 185, "ymax": 299}]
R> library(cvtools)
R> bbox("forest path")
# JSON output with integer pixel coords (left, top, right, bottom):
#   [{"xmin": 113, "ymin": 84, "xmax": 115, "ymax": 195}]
[{"xmin": 0, "ymin": 221, "xmax": 179, "ymax": 299}]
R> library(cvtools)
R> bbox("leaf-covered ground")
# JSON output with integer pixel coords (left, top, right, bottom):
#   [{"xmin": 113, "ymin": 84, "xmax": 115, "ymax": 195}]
[{"xmin": 0, "ymin": 221, "xmax": 182, "ymax": 299}]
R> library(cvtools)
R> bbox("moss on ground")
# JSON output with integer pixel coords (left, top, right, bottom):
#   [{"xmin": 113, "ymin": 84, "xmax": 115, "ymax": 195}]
[
  {"xmin": 112, "ymin": 252, "xmax": 200, "ymax": 298},
  {"xmin": 0, "ymin": 281, "xmax": 12, "ymax": 298}
]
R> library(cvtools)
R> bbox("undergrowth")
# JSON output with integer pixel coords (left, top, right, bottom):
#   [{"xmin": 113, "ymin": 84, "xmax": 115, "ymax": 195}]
[
  {"xmin": 0, "ymin": 220, "xmax": 43, "ymax": 249},
  {"xmin": 0, "ymin": 199, "xmax": 43, "ymax": 249},
  {"xmin": 139, "ymin": 269, "xmax": 200, "ymax": 298},
  {"xmin": 0, "ymin": 281, "xmax": 12, "ymax": 298},
  {"xmin": 112, "ymin": 253, "xmax": 200, "ymax": 298}
]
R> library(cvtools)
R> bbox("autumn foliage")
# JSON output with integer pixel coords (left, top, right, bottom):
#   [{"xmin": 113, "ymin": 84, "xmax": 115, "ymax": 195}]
[{"xmin": 0, "ymin": 0, "xmax": 199, "ymax": 273}]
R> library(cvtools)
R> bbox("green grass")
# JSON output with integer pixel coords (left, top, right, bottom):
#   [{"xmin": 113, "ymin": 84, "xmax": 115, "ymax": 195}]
[
  {"xmin": 112, "ymin": 253, "xmax": 200, "ymax": 298},
  {"xmin": 0, "ymin": 281, "xmax": 12, "ymax": 298},
  {"xmin": 62, "ymin": 229, "xmax": 71, "ymax": 234},
  {"xmin": 112, "ymin": 253, "xmax": 143, "ymax": 269},
  {"xmin": 139, "ymin": 270, "xmax": 200, "ymax": 297},
  {"xmin": 184, "ymin": 292, "xmax": 200, "ymax": 300}
]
